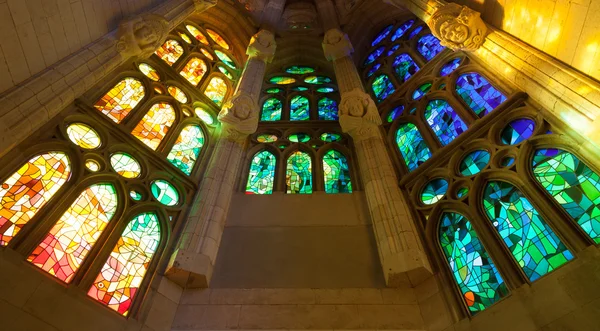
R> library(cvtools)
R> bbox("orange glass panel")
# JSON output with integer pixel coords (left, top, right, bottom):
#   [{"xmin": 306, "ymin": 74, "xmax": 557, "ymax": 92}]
[
  {"xmin": 155, "ymin": 40, "xmax": 184, "ymax": 66},
  {"xmin": 131, "ymin": 103, "xmax": 176, "ymax": 150},
  {"xmin": 94, "ymin": 78, "xmax": 145, "ymax": 123},
  {"xmin": 206, "ymin": 29, "xmax": 230, "ymax": 49},
  {"xmin": 179, "ymin": 57, "xmax": 208, "ymax": 86},
  {"xmin": 204, "ymin": 77, "xmax": 228, "ymax": 106},
  {"xmin": 186, "ymin": 25, "xmax": 209, "ymax": 45}
]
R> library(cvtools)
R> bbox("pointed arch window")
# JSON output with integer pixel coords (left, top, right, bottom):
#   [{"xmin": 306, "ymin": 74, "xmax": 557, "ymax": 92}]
[
  {"xmin": 318, "ymin": 97, "xmax": 338, "ymax": 121},
  {"xmin": 246, "ymin": 150, "xmax": 277, "ymax": 195},
  {"xmin": 482, "ymin": 181, "xmax": 573, "ymax": 281},
  {"xmin": 180, "ymin": 57, "xmax": 208, "ymax": 86},
  {"xmin": 28, "ymin": 183, "xmax": 118, "ymax": 283},
  {"xmin": 94, "ymin": 78, "xmax": 145, "ymax": 123},
  {"xmin": 155, "ymin": 40, "xmax": 184, "ymax": 65},
  {"xmin": 532, "ymin": 148, "xmax": 600, "ymax": 243},
  {"xmin": 290, "ymin": 95, "xmax": 310, "ymax": 121},
  {"xmin": 204, "ymin": 77, "xmax": 228, "ymax": 106},
  {"xmin": 372, "ymin": 74, "xmax": 395, "ymax": 102},
  {"xmin": 395, "ymin": 123, "xmax": 432, "ymax": 171},
  {"xmin": 286, "ymin": 151, "xmax": 312, "ymax": 194},
  {"xmin": 261, "ymin": 98, "xmax": 283, "ymax": 121},
  {"xmin": 323, "ymin": 150, "xmax": 352, "ymax": 193},
  {"xmin": 393, "ymin": 54, "xmax": 420, "ymax": 83},
  {"xmin": 131, "ymin": 103, "xmax": 177, "ymax": 150},
  {"xmin": 425, "ymin": 100, "xmax": 468, "ymax": 146},
  {"xmin": 456, "ymin": 73, "xmax": 507, "ymax": 117},
  {"xmin": 167, "ymin": 125, "xmax": 205, "ymax": 175},
  {"xmin": 88, "ymin": 212, "xmax": 161, "ymax": 316},
  {"xmin": 416, "ymin": 34, "xmax": 444, "ymax": 61}
]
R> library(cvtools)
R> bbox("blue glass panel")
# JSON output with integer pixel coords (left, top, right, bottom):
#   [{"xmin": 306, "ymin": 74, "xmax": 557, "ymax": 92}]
[
  {"xmin": 393, "ymin": 53, "xmax": 420, "ymax": 83},
  {"xmin": 367, "ymin": 63, "xmax": 381, "ymax": 77},
  {"xmin": 409, "ymin": 26, "xmax": 424, "ymax": 39},
  {"xmin": 395, "ymin": 123, "xmax": 432, "ymax": 171},
  {"xmin": 372, "ymin": 25, "xmax": 394, "ymax": 46},
  {"xmin": 364, "ymin": 46, "xmax": 385, "ymax": 66},
  {"xmin": 456, "ymin": 73, "xmax": 507, "ymax": 117},
  {"xmin": 440, "ymin": 58, "xmax": 461, "ymax": 76},
  {"xmin": 391, "ymin": 19, "xmax": 415, "ymax": 41},
  {"xmin": 372, "ymin": 75, "xmax": 395, "ymax": 102},
  {"xmin": 417, "ymin": 34, "xmax": 445, "ymax": 61},
  {"xmin": 290, "ymin": 95, "xmax": 310, "ymax": 121},
  {"xmin": 387, "ymin": 105, "xmax": 404, "ymax": 123},
  {"xmin": 318, "ymin": 98, "xmax": 338, "ymax": 121},
  {"xmin": 425, "ymin": 100, "xmax": 468, "ymax": 146},
  {"xmin": 501, "ymin": 118, "xmax": 535, "ymax": 145}
]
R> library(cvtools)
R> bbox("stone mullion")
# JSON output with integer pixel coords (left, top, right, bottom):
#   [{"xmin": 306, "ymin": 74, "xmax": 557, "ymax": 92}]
[{"xmin": 333, "ymin": 56, "xmax": 365, "ymax": 94}]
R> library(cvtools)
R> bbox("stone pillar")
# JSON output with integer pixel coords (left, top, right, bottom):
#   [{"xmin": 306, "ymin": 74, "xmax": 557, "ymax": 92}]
[
  {"xmin": 315, "ymin": 0, "xmax": 340, "ymax": 32},
  {"xmin": 323, "ymin": 29, "xmax": 432, "ymax": 286},
  {"xmin": 0, "ymin": 0, "xmax": 218, "ymax": 158},
  {"xmin": 261, "ymin": 0, "xmax": 287, "ymax": 31},
  {"xmin": 166, "ymin": 30, "xmax": 276, "ymax": 288}
]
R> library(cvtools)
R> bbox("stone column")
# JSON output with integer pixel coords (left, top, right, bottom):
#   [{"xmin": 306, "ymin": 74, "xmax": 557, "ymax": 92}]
[
  {"xmin": 315, "ymin": 0, "xmax": 340, "ymax": 32},
  {"xmin": 261, "ymin": 0, "xmax": 287, "ymax": 31},
  {"xmin": 323, "ymin": 29, "xmax": 432, "ymax": 286},
  {"xmin": 0, "ymin": 0, "xmax": 218, "ymax": 158},
  {"xmin": 166, "ymin": 30, "xmax": 276, "ymax": 287}
]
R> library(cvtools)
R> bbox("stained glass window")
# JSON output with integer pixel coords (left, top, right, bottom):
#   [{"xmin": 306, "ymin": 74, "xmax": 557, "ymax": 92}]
[
  {"xmin": 88, "ymin": 212, "xmax": 160, "ymax": 316},
  {"xmin": 364, "ymin": 46, "xmax": 385, "ymax": 66},
  {"xmin": 200, "ymin": 48, "xmax": 214, "ymax": 60},
  {"xmin": 391, "ymin": 19, "xmax": 415, "ymax": 41},
  {"xmin": 501, "ymin": 118, "xmax": 535, "ymax": 145},
  {"xmin": 372, "ymin": 74, "xmax": 395, "ymax": 102},
  {"xmin": 257, "ymin": 134, "xmax": 278, "ymax": 143},
  {"xmin": 440, "ymin": 58, "xmax": 461, "ymax": 76},
  {"xmin": 186, "ymin": 25, "xmax": 209, "ymax": 44},
  {"xmin": 439, "ymin": 212, "xmax": 508, "ymax": 315},
  {"xmin": 246, "ymin": 151, "xmax": 276, "ymax": 195},
  {"xmin": 372, "ymin": 25, "xmax": 394, "ymax": 46},
  {"xmin": 304, "ymin": 76, "xmax": 332, "ymax": 84},
  {"xmin": 110, "ymin": 153, "xmax": 142, "ymax": 179},
  {"xmin": 288, "ymin": 133, "xmax": 311, "ymax": 143},
  {"xmin": 292, "ymin": 86, "xmax": 309, "ymax": 92},
  {"xmin": 270, "ymin": 76, "xmax": 296, "ymax": 85},
  {"xmin": 180, "ymin": 58, "xmax": 208, "ymax": 86},
  {"xmin": 456, "ymin": 73, "xmax": 506, "ymax": 117},
  {"xmin": 367, "ymin": 63, "xmax": 381, "ymax": 77},
  {"xmin": 387, "ymin": 105, "xmax": 404, "ymax": 123},
  {"xmin": 396, "ymin": 123, "xmax": 432, "ymax": 171},
  {"xmin": 459, "ymin": 150, "xmax": 490, "ymax": 176},
  {"xmin": 482, "ymin": 181, "xmax": 573, "ymax": 281},
  {"xmin": 66, "ymin": 123, "xmax": 101, "ymax": 149},
  {"xmin": 214, "ymin": 50, "xmax": 236, "ymax": 69},
  {"xmin": 204, "ymin": 77, "xmax": 228, "ymax": 106},
  {"xmin": 206, "ymin": 29, "xmax": 230, "ymax": 49},
  {"xmin": 0, "ymin": 152, "xmax": 71, "ymax": 246},
  {"xmin": 323, "ymin": 150, "xmax": 352, "ymax": 193},
  {"xmin": 94, "ymin": 78, "xmax": 145, "ymax": 123},
  {"xmin": 318, "ymin": 98, "xmax": 338, "ymax": 121},
  {"xmin": 290, "ymin": 95, "xmax": 310, "ymax": 121},
  {"xmin": 155, "ymin": 40, "xmax": 184, "ymax": 65},
  {"xmin": 386, "ymin": 45, "xmax": 400, "ymax": 56},
  {"xmin": 261, "ymin": 98, "xmax": 283, "ymax": 121},
  {"xmin": 218, "ymin": 66, "xmax": 234, "ymax": 80},
  {"xmin": 413, "ymin": 82, "xmax": 432, "ymax": 100},
  {"xmin": 409, "ymin": 25, "xmax": 424, "ymax": 39},
  {"xmin": 457, "ymin": 187, "xmax": 469, "ymax": 198},
  {"xmin": 179, "ymin": 32, "xmax": 192, "ymax": 44},
  {"xmin": 167, "ymin": 86, "xmax": 188, "ymax": 103},
  {"xmin": 130, "ymin": 190, "xmax": 142, "ymax": 201},
  {"xmin": 28, "ymin": 183, "xmax": 118, "ymax": 283},
  {"xmin": 317, "ymin": 87, "xmax": 335, "ymax": 93},
  {"xmin": 393, "ymin": 54, "xmax": 420, "ymax": 83},
  {"xmin": 138, "ymin": 63, "xmax": 160, "ymax": 81},
  {"xmin": 320, "ymin": 133, "xmax": 342, "ymax": 142},
  {"xmin": 167, "ymin": 125, "xmax": 205, "ymax": 175},
  {"xmin": 502, "ymin": 156, "xmax": 515, "ymax": 167},
  {"xmin": 151, "ymin": 180, "xmax": 179, "ymax": 206},
  {"xmin": 131, "ymin": 103, "xmax": 176, "ymax": 150},
  {"xmin": 85, "ymin": 160, "xmax": 100, "ymax": 172},
  {"xmin": 417, "ymin": 34, "xmax": 445, "ymax": 61},
  {"xmin": 286, "ymin": 151, "xmax": 312, "ymax": 194},
  {"xmin": 421, "ymin": 178, "xmax": 448, "ymax": 205},
  {"xmin": 266, "ymin": 88, "xmax": 283, "ymax": 94},
  {"xmin": 425, "ymin": 100, "xmax": 468, "ymax": 146},
  {"xmin": 286, "ymin": 66, "xmax": 315, "ymax": 74},
  {"xmin": 195, "ymin": 107, "xmax": 214, "ymax": 125},
  {"xmin": 533, "ymin": 149, "xmax": 600, "ymax": 243}
]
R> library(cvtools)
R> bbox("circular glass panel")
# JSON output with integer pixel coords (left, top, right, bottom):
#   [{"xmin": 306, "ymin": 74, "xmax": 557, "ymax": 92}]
[
  {"xmin": 285, "ymin": 66, "xmax": 315, "ymax": 74},
  {"xmin": 456, "ymin": 186, "xmax": 469, "ymax": 198},
  {"xmin": 138, "ymin": 63, "xmax": 160, "ymax": 81},
  {"xmin": 130, "ymin": 190, "xmax": 143, "ymax": 201},
  {"xmin": 179, "ymin": 32, "xmax": 192, "ymax": 44},
  {"xmin": 412, "ymin": 82, "xmax": 432, "ymax": 100},
  {"xmin": 320, "ymin": 133, "xmax": 342, "ymax": 142},
  {"xmin": 110, "ymin": 153, "xmax": 142, "ymax": 178},
  {"xmin": 501, "ymin": 118, "xmax": 535, "ymax": 145},
  {"xmin": 421, "ymin": 178, "xmax": 449, "ymax": 205},
  {"xmin": 288, "ymin": 133, "xmax": 311, "ymax": 143},
  {"xmin": 66, "ymin": 123, "xmax": 101, "ymax": 149},
  {"xmin": 459, "ymin": 150, "xmax": 491, "ymax": 176},
  {"xmin": 501, "ymin": 156, "xmax": 515, "ymax": 167},
  {"xmin": 304, "ymin": 76, "xmax": 332, "ymax": 84},
  {"xmin": 195, "ymin": 107, "xmax": 214, "ymax": 125},
  {"xmin": 257, "ymin": 134, "xmax": 278, "ymax": 143},
  {"xmin": 200, "ymin": 48, "xmax": 214, "ymax": 60},
  {"xmin": 269, "ymin": 76, "xmax": 296, "ymax": 85},
  {"xmin": 218, "ymin": 66, "xmax": 234, "ymax": 80},
  {"xmin": 387, "ymin": 105, "xmax": 404, "ymax": 123},
  {"xmin": 266, "ymin": 88, "xmax": 283, "ymax": 94},
  {"xmin": 151, "ymin": 180, "xmax": 180, "ymax": 206},
  {"xmin": 317, "ymin": 87, "xmax": 335, "ymax": 93},
  {"xmin": 214, "ymin": 50, "xmax": 236, "ymax": 69},
  {"xmin": 85, "ymin": 160, "xmax": 100, "ymax": 172}
]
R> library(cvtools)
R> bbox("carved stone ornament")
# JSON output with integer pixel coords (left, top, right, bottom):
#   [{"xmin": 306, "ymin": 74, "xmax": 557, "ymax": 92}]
[
  {"xmin": 322, "ymin": 28, "xmax": 354, "ymax": 61},
  {"xmin": 194, "ymin": 0, "xmax": 218, "ymax": 12},
  {"xmin": 427, "ymin": 3, "xmax": 487, "ymax": 52},
  {"xmin": 247, "ymin": 30, "xmax": 276, "ymax": 63},
  {"xmin": 218, "ymin": 92, "xmax": 259, "ymax": 142},
  {"xmin": 339, "ymin": 88, "xmax": 382, "ymax": 141},
  {"xmin": 116, "ymin": 14, "xmax": 169, "ymax": 60}
]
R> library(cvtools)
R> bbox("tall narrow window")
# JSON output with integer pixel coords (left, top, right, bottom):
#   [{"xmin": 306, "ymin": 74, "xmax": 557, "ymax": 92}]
[
  {"xmin": 323, "ymin": 150, "xmax": 352, "ymax": 193},
  {"xmin": 94, "ymin": 78, "xmax": 145, "ymax": 123},
  {"xmin": 179, "ymin": 58, "xmax": 208, "ymax": 86},
  {"xmin": 395, "ymin": 123, "xmax": 432, "ymax": 171},
  {"xmin": 246, "ymin": 150, "xmax": 277, "ymax": 195},
  {"xmin": 28, "ymin": 183, "xmax": 118, "ymax": 283},
  {"xmin": 290, "ymin": 95, "xmax": 310, "ymax": 121},
  {"xmin": 456, "ymin": 73, "xmax": 507, "ymax": 117},
  {"xmin": 204, "ymin": 77, "xmax": 228, "ymax": 106},
  {"xmin": 167, "ymin": 125, "xmax": 205, "ymax": 175},
  {"xmin": 88, "ymin": 212, "xmax": 161, "ymax": 316},
  {"xmin": 425, "ymin": 100, "xmax": 468, "ymax": 146},
  {"xmin": 261, "ymin": 98, "xmax": 283, "ymax": 121},
  {"xmin": 318, "ymin": 97, "xmax": 338, "ymax": 121},
  {"xmin": 439, "ymin": 212, "xmax": 508, "ymax": 314},
  {"xmin": 482, "ymin": 181, "xmax": 573, "ymax": 281},
  {"xmin": 393, "ymin": 54, "xmax": 420, "ymax": 83},
  {"xmin": 0, "ymin": 152, "xmax": 71, "ymax": 246},
  {"xmin": 286, "ymin": 151, "xmax": 312, "ymax": 194},
  {"xmin": 416, "ymin": 34, "xmax": 444, "ymax": 61},
  {"xmin": 372, "ymin": 74, "xmax": 395, "ymax": 102},
  {"xmin": 131, "ymin": 103, "xmax": 177, "ymax": 150},
  {"xmin": 532, "ymin": 148, "xmax": 600, "ymax": 243},
  {"xmin": 155, "ymin": 40, "xmax": 184, "ymax": 65}
]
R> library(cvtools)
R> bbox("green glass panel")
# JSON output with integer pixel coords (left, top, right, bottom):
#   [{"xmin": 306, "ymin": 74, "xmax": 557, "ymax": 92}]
[
  {"xmin": 167, "ymin": 125, "xmax": 205, "ymax": 175},
  {"xmin": 286, "ymin": 151, "xmax": 312, "ymax": 194},
  {"xmin": 372, "ymin": 74, "xmax": 395, "ymax": 102},
  {"xmin": 288, "ymin": 133, "xmax": 311, "ymax": 143},
  {"xmin": 457, "ymin": 187, "xmax": 469, "ymax": 198},
  {"xmin": 323, "ymin": 150, "xmax": 352, "ymax": 193},
  {"xmin": 395, "ymin": 123, "xmax": 432, "ymax": 171},
  {"xmin": 261, "ymin": 98, "xmax": 283, "ymax": 121},
  {"xmin": 218, "ymin": 66, "xmax": 234, "ymax": 79},
  {"xmin": 304, "ymin": 76, "xmax": 332, "ymax": 84},
  {"xmin": 151, "ymin": 180, "xmax": 179, "ymax": 206},
  {"xmin": 266, "ymin": 88, "xmax": 283, "ymax": 94},
  {"xmin": 130, "ymin": 190, "xmax": 143, "ymax": 201},
  {"xmin": 214, "ymin": 50, "xmax": 236, "ymax": 69},
  {"xmin": 291, "ymin": 86, "xmax": 309, "ymax": 92},
  {"xmin": 246, "ymin": 151, "xmax": 276, "ymax": 195},
  {"xmin": 290, "ymin": 95, "xmax": 310, "ymax": 121},
  {"xmin": 269, "ymin": 76, "xmax": 296, "ymax": 85},
  {"xmin": 320, "ymin": 133, "xmax": 342, "ymax": 142},
  {"xmin": 286, "ymin": 66, "xmax": 315, "ymax": 74},
  {"xmin": 413, "ymin": 82, "xmax": 432, "ymax": 100},
  {"xmin": 459, "ymin": 150, "xmax": 490, "ymax": 176},
  {"xmin": 421, "ymin": 178, "xmax": 448, "ymax": 205},
  {"xmin": 317, "ymin": 87, "xmax": 335, "ymax": 93}
]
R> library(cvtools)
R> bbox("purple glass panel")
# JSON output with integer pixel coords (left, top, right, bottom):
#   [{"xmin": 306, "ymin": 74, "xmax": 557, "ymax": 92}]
[
  {"xmin": 417, "ymin": 34, "xmax": 445, "ymax": 61},
  {"xmin": 425, "ymin": 99, "xmax": 469, "ymax": 146},
  {"xmin": 501, "ymin": 118, "xmax": 535, "ymax": 145},
  {"xmin": 456, "ymin": 73, "xmax": 507, "ymax": 117}
]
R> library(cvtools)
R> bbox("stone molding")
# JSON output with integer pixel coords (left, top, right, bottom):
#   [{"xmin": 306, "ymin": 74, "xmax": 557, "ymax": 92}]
[
  {"xmin": 218, "ymin": 92, "xmax": 259, "ymax": 143},
  {"xmin": 427, "ymin": 3, "xmax": 487, "ymax": 52},
  {"xmin": 246, "ymin": 30, "xmax": 277, "ymax": 63},
  {"xmin": 116, "ymin": 14, "xmax": 170, "ymax": 59},
  {"xmin": 323, "ymin": 28, "xmax": 354, "ymax": 61},
  {"xmin": 339, "ymin": 88, "xmax": 382, "ymax": 141},
  {"xmin": 193, "ymin": 0, "xmax": 218, "ymax": 12}
]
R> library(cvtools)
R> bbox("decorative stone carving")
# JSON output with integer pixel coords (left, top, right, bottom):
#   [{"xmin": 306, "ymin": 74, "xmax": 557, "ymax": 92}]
[
  {"xmin": 194, "ymin": 0, "xmax": 218, "ymax": 12},
  {"xmin": 339, "ymin": 88, "xmax": 382, "ymax": 141},
  {"xmin": 282, "ymin": 2, "xmax": 318, "ymax": 30},
  {"xmin": 116, "ymin": 14, "xmax": 169, "ymax": 59},
  {"xmin": 218, "ymin": 92, "xmax": 259, "ymax": 142},
  {"xmin": 323, "ymin": 28, "xmax": 354, "ymax": 61},
  {"xmin": 427, "ymin": 3, "xmax": 487, "ymax": 52},
  {"xmin": 247, "ymin": 30, "xmax": 276, "ymax": 63}
]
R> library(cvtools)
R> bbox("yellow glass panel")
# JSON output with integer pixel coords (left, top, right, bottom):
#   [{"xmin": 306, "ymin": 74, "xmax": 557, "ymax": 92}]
[
  {"xmin": 179, "ymin": 32, "xmax": 192, "ymax": 44},
  {"xmin": 131, "ymin": 103, "xmax": 176, "ymax": 150},
  {"xmin": 186, "ymin": 25, "xmax": 209, "ymax": 45},
  {"xmin": 167, "ymin": 86, "xmax": 188, "ymax": 103},
  {"xmin": 200, "ymin": 49, "xmax": 214, "ymax": 60},
  {"xmin": 138, "ymin": 63, "xmax": 160, "ymax": 81},
  {"xmin": 66, "ymin": 123, "xmax": 101, "ymax": 149},
  {"xmin": 94, "ymin": 78, "xmax": 145, "ymax": 123},
  {"xmin": 206, "ymin": 29, "xmax": 230, "ymax": 49},
  {"xmin": 204, "ymin": 77, "xmax": 227, "ymax": 106},
  {"xmin": 179, "ymin": 57, "xmax": 208, "ymax": 86},
  {"xmin": 155, "ymin": 40, "xmax": 184, "ymax": 66}
]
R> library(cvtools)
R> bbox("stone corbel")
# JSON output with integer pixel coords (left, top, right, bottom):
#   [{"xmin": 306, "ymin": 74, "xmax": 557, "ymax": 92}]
[
  {"xmin": 194, "ymin": 0, "xmax": 218, "ymax": 12},
  {"xmin": 427, "ymin": 3, "xmax": 487, "ymax": 52},
  {"xmin": 247, "ymin": 30, "xmax": 277, "ymax": 63},
  {"xmin": 339, "ymin": 88, "xmax": 382, "ymax": 141},
  {"xmin": 116, "ymin": 14, "xmax": 169, "ymax": 60},
  {"xmin": 218, "ymin": 92, "xmax": 259, "ymax": 143},
  {"xmin": 322, "ymin": 28, "xmax": 354, "ymax": 61}
]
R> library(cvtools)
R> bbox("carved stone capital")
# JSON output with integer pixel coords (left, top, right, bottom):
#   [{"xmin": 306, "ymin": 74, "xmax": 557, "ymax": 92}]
[
  {"xmin": 218, "ymin": 92, "xmax": 259, "ymax": 143},
  {"xmin": 116, "ymin": 14, "xmax": 169, "ymax": 60},
  {"xmin": 322, "ymin": 28, "xmax": 354, "ymax": 61},
  {"xmin": 247, "ymin": 30, "xmax": 276, "ymax": 63},
  {"xmin": 194, "ymin": 0, "xmax": 218, "ymax": 12},
  {"xmin": 339, "ymin": 88, "xmax": 382, "ymax": 141},
  {"xmin": 427, "ymin": 3, "xmax": 487, "ymax": 52}
]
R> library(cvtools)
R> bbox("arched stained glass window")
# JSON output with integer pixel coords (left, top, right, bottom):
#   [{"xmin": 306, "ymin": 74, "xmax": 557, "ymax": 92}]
[
  {"xmin": 286, "ymin": 151, "xmax": 312, "ymax": 194},
  {"xmin": 180, "ymin": 58, "xmax": 208, "ymax": 86},
  {"xmin": 364, "ymin": 46, "xmax": 385, "ymax": 66},
  {"xmin": 261, "ymin": 98, "xmax": 283, "ymax": 121},
  {"xmin": 206, "ymin": 29, "xmax": 230, "ymax": 49},
  {"xmin": 246, "ymin": 150, "xmax": 276, "ymax": 195},
  {"xmin": 28, "ymin": 183, "xmax": 118, "ymax": 283},
  {"xmin": 409, "ymin": 25, "xmax": 424, "ymax": 39},
  {"xmin": 131, "ymin": 103, "xmax": 177, "ymax": 150},
  {"xmin": 186, "ymin": 25, "xmax": 209, "ymax": 44},
  {"xmin": 88, "ymin": 212, "xmax": 161, "ymax": 316},
  {"xmin": 372, "ymin": 74, "xmax": 395, "ymax": 102},
  {"xmin": 371, "ymin": 25, "xmax": 394, "ymax": 46},
  {"xmin": 532, "ymin": 149, "xmax": 600, "ymax": 243},
  {"xmin": 396, "ymin": 123, "xmax": 432, "ymax": 171},
  {"xmin": 204, "ymin": 77, "xmax": 228, "ymax": 106},
  {"xmin": 167, "ymin": 125, "xmax": 205, "ymax": 175},
  {"xmin": 440, "ymin": 58, "xmax": 461, "ymax": 76},
  {"xmin": 456, "ymin": 73, "xmax": 507, "ymax": 117},
  {"xmin": 439, "ymin": 212, "xmax": 508, "ymax": 315},
  {"xmin": 417, "ymin": 34, "xmax": 444, "ymax": 61},
  {"xmin": 482, "ymin": 181, "xmax": 573, "ymax": 281},
  {"xmin": 318, "ymin": 98, "xmax": 338, "ymax": 121},
  {"xmin": 155, "ymin": 40, "xmax": 184, "ymax": 65},
  {"xmin": 0, "ymin": 152, "xmax": 71, "ymax": 246},
  {"xmin": 323, "ymin": 150, "xmax": 352, "ymax": 194},
  {"xmin": 290, "ymin": 95, "xmax": 310, "ymax": 121},
  {"xmin": 94, "ymin": 78, "xmax": 145, "ymax": 123},
  {"xmin": 393, "ymin": 54, "xmax": 420, "ymax": 83},
  {"xmin": 391, "ymin": 19, "xmax": 415, "ymax": 41},
  {"xmin": 425, "ymin": 100, "xmax": 468, "ymax": 146}
]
